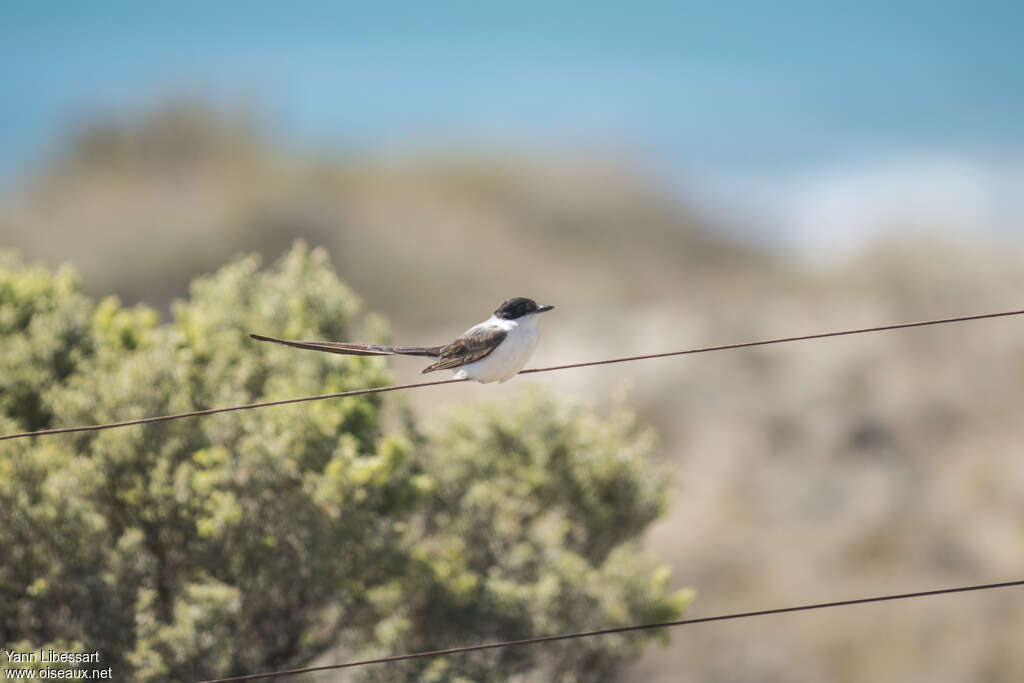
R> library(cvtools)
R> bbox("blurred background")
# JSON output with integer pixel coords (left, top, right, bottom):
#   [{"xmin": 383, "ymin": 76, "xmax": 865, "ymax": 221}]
[{"xmin": 3, "ymin": 1, "xmax": 1024, "ymax": 680}]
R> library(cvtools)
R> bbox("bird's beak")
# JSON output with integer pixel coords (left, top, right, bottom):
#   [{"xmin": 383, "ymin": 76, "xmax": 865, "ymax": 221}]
[{"xmin": 536, "ymin": 304, "xmax": 555, "ymax": 313}]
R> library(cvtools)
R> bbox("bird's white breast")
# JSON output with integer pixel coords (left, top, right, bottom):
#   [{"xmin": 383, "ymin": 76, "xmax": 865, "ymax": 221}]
[{"xmin": 455, "ymin": 314, "xmax": 540, "ymax": 383}]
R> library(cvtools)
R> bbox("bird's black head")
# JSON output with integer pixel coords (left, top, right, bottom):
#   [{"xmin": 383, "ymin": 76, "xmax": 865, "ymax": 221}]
[{"xmin": 494, "ymin": 297, "xmax": 555, "ymax": 320}]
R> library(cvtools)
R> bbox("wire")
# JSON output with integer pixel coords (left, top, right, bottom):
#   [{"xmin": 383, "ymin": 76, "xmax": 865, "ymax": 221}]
[
  {"xmin": 197, "ymin": 578, "xmax": 1024, "ymax": 682},
  {"xmin": 519, "ymin": 307, "xmax": 1024, "ymax": 375},
  {"xmin": 0, "ymin": 377, "xmax": 468, "ymax": 442},
  {"xmin": 3, "ymin": 307, "xmax": 1023, "ymax": 442}
]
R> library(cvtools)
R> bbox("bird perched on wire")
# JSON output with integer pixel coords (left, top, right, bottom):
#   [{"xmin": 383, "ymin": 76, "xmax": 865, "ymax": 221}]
[{"xmin": 251, "ymin": 297, "xmax": 554, "ymax": 383}]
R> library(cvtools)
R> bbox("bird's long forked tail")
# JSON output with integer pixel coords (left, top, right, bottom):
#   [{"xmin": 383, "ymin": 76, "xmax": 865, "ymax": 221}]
[{"xmin": 250, "ymin": 334, "xmax": 442, "ymax": 357}]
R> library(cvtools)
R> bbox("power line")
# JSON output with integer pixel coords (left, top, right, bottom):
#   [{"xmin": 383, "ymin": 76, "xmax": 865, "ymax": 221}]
[
  {"xmin": 197, "ymin": 578, "xmax": 1024, "ymax": 682},
  {"xmin": 3, "ymin": 307, "xmax": 1023, "ymax": 442},
  {"xmin": 0, "ymin": 377, "xmax": 468, "ymax": 442},
  {"xmin": 518, "ymin": 307, "xmax": 1024, "ymax": 375}
]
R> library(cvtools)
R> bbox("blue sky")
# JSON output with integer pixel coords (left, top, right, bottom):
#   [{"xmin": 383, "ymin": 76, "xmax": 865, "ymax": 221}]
[{"xmin": 3, "ymin": 1, "xmax": 1022, "ymax": 250}]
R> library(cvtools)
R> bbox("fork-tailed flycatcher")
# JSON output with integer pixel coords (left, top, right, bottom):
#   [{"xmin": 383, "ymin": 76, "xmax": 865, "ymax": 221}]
[{"xmin": 251, "ymin": 297, "xmax": 554, "ymax": 383}]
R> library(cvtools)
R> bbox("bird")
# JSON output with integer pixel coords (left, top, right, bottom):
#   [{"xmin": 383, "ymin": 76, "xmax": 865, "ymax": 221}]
[{"xmin": 250, "ymin": 297, "xmax": 554, "ymax": 383}]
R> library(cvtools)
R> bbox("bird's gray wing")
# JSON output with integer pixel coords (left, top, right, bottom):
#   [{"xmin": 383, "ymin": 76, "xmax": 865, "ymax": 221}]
[
  {"xmin": 421, "ymin": 326, "xmax": 507, "ymax": 373},
  {"xmin": 250, "ymin": 334, "xmax": 441, "ymax": 357}
]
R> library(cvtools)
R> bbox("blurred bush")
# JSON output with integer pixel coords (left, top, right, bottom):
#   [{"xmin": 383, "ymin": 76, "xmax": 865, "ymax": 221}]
[
  {"xmin": 0, "ymin": 243, "xmax": 687, "ymax": 682},
  {"xmin": 0, "ymin": 100, "xmax": 756, "ymax": 332}
]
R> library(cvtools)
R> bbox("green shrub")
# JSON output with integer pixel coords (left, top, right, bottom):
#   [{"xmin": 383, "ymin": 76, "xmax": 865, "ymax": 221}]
[{"xmin": 0, "ymin": 244, "xmax": 688, "ymax": 682}]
